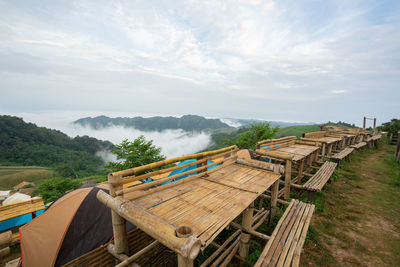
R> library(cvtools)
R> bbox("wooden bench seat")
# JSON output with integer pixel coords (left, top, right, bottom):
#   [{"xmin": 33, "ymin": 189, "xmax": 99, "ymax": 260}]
[
  {"xmin": 350, "ymin": 142, "xmax": 367, "ymax": 149},
  {"xmin": 0, "ymin": 198, "xmax": 45, "ymax": 222},
  {"xmin": 331, "ymin": 147, "xmax": 354, "ymax": 161},
  {"xmin": 301, "ymin": 161, "xmax": 337, "ymax": 201},
  {"xmin": 254, "ymin": 200, "xmax": 314, "ymax": 267}
]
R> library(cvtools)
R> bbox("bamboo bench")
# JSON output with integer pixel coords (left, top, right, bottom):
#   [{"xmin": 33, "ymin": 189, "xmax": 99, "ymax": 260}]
[
  {"xmin": 330, "ymin": 147, "xmax": 354, "ymax": 164},
  {"xmin": 300, "ymin": 161, "xmax": 337, "ymax": 202},
  {"xmin": 254, "ymin": 199, "xmax": 314, "ymax": 267},
  {"xmin": 0, "ymin": 197, "xmax": 45, "ymax": 222},
  {"xmin": 256, "ymin": 136, "xmax": 320, "ymax": 199},
  {"xmin": 350, "ymin": 141, "xmax": 367, "ymax": 150}
]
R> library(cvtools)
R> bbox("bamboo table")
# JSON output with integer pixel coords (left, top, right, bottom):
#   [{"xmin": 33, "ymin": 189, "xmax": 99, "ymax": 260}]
[
  {"xmin": 301, "ymin": 136, "xmax": 341, "ymax": 158},
  {"xmin": 98, "ymin": 146, "xmax": 282, "ymax": 267},
  {"xmin": 263, "ymin": 144, "xmax": 319, "ymax": 185}
]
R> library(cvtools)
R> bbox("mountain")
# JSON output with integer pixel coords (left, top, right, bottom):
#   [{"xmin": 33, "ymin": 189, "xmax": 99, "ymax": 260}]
[
  {"xmin": 0, "ymin": 115, "xmax": 113, "ymax": 176},
  {"xmin": 74, "ymin": 115, "xmax": 233, "ymax": 132}
]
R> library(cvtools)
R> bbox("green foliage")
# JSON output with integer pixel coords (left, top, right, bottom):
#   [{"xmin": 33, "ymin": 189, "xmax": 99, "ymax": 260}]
[
  {"xmin": 35, "ymin": 177, "xmax": 82, "ymax": 203},
  {"xmin": 104, "ymin": 136, "xmax": 166, "ymax": 172},
  {"xmin": 378, "ymin": 118, "xmax": 400, "ymax": 136},
  {"xmin": 230, "ymin": 122, "xmax": 279, "ymax": 150},
  {"xmin": 0, "ymin": 115, "xmax": 113, "ymax": 177}
]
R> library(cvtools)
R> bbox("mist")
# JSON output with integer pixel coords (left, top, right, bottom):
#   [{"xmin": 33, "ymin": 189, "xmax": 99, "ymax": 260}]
[{"xmin": 8, "ymin": 111, "xmax": 213, "ymax": 160}]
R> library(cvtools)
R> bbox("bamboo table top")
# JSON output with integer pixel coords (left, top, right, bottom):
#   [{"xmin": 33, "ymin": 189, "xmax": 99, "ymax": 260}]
[
  {"xmin": 307, "ymin": 137, "xmax": 341, "ymax": 145},
  {"xmin": 269, "ymin": 144, "xmax": 319, "ymax": 162},
  {"xmin": 130, "ymin": 163, "xmax": 281, "ymax": 249}
]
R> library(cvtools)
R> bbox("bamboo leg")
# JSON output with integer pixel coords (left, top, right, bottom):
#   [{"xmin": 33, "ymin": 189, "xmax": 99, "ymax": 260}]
[
  {"xmin": 270, "ymin": 180, "xmax": 279, "ymax": 219},
  {"xmin": 239, "ymin": 202, "xmax": 254, "ymax": 263},
  {"xmin": 178, "ymin": 254, "xmax": 194, "ymax": 267},
  {"xmin": 109, "ymin": 174, "xmax": 129, "ymax": 255},
  {"xmin": 297, "ymin": 159, "xmax": 305, "ymax": 185},
  {"xmin": 321, "ymin": 143, "xmax": 326, "ymax": 159},
  {"xmin": 327, "ymin": 144, "xmax": 333, "ymax": 157},
  {"xmin": 284, "ymin": 160, "xmax": 292, "ymax": 200}
]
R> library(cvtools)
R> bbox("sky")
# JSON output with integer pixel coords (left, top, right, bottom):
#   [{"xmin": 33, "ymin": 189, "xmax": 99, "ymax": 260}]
[{"xmin": 0, "ymin": 0, "xmax": 399, "ymax": 126}]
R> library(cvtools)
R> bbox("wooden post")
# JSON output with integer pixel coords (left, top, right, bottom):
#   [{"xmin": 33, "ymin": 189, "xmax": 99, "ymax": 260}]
[
  {"xmin": 108, "ymin": 174, "xmax": 129, "ymax": 255},
  {"xmin": 178, "ymin": 254, "xmax": 194, "ymax": 267},
  {"xmin": 373, "ymin": 118, "xmax": 377, "ymax": 134},
  {"xmin": 363, "ymin": 116, "xmax": 366, "ymax": 130},
  {"xmin": 270, "ymin": 180, "xmax": 279, "ymax": 220},
  {"xmin": 284, "ymin": 160, "xmax": 292, "ymax": 200},
  {"xmin": 239, "ymin": 202, "xmax": 254, "ymax": 263},
  {"xmin": 297, "ymin": 159, "xmax": 305, "ymax": 185}
]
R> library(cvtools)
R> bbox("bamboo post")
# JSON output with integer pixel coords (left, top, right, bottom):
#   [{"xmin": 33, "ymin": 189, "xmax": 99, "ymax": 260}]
[
  {"xmin": 297, "ymin": 159, "xmax": 305, "ymax": 185},
  {"xmin": 270, "ymin": 166, "xmax": 280, "ymax": 219},
  {"xmin": 363, "ymin": 116, "xmax": 366, "ymax": 130},
  {"xmin": 178, "ymin": 254, "xmax": 194, "ymax": 267},
  {"xmin": 321, "ymin": 143, "xmax": 326, "ymax": 159},
  {"xmin": 108, "ymin": 174, "xmax": 129, "ymax": 255},
  {"xmin": 0, "ymin": 231, "xmax": 12, "ymax": 248},
  {"xmin": 284, "ymin": 160, "xmax": 292, "ymax": 200},
  {"xmin": 239, "ymin": 202, "xmax": 254, "ymax": 264},
  {"xmin": 373, "ymin": 118, "xmax": 377, "ymax": 134}
]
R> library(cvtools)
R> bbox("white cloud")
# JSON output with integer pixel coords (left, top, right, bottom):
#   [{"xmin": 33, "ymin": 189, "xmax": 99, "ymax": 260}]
[{"xmin": 331, "ymin": 90, "xmax": 348, "ymax": 94}]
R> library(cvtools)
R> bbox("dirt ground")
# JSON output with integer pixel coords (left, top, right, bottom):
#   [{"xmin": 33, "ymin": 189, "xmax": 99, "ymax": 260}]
[{"xmin": 301, "ymin": 142, "xmax": 400, "ymax": 266}]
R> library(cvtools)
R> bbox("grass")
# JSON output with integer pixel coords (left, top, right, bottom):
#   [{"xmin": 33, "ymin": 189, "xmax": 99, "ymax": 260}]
[
  {"xmin": 301, "ymin": 140, "xmax": 400, "ymax": 266},
  {"xmin": 0, "ymin": 166, "xmax": 54, "ymax": 190}
]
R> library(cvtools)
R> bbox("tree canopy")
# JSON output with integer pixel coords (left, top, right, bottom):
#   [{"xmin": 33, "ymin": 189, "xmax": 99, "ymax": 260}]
[{"xmin": 104, "ymin": 136, "xmax": 166, "ymax": 172}]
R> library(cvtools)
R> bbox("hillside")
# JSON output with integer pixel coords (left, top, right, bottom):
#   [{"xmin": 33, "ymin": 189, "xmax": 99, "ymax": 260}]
[
  {"xmin": 74, "ymin": 114, "xmax": 233, "ymax": 132},
  {"xmin": 277, "ymin": 121, "xmax": 357, "ymax": 138},
  {"xmin": 0, "ymin": 115, "xmax": 113, "ymax": 177}
]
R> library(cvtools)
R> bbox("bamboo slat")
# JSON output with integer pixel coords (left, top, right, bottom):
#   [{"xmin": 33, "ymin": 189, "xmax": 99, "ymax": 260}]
[{"xmin": 0, "ymin": 198, "xmax": 45, "ymax": 222}]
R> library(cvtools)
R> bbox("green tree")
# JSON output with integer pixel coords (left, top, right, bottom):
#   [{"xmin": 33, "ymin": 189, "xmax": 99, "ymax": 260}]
[
  {"xmin": 378, "ymin": 119, "xmax": 400, "ymax": 135},
  {"xmin": 104, "ymin": 136, "xmax": 166, "ymax": 172},
  {"xmin": 229, "ymin": 122, "xmax": 279, "ymax": 150},
  {"xmin": 35, "ymin": 177, "xmax": 82, "ymax": 203}
]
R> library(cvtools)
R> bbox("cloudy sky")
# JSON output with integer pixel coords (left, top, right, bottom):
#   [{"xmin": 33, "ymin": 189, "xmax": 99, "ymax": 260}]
[{"xmin": 0, "ymin": 0, "xmax": 399, "ymax": 125}]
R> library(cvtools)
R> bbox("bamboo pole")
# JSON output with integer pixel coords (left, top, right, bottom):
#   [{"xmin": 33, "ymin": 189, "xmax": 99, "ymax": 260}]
[
  {"xmin": 236, "ymin": 158, "xmax": 277, "ymax": 172},
  {"xmin": 284, "ymin": 159, "xmax": 292, "ymax": 200},
  {"xmin": 0, "ymin": 247, "xmax": 9, "ymax": 257},
  {"xmin": 125, "ymin": 160, "xmax": 236, "ymax": 201},
  {"xmin": 255, "ymin": 149, "xmax": 293, "ymax": 161},
  {"xmin": 119, "ymin": 155, "xmax": 236, "ymax": 196},
  {"xmin": 200, "ymin": 230, "xmax": 241, "ymax": 267},
  {"xmin": 112, "ymin": 146, "xmax": 238, "ymax": 177},
  {"xmin": 115, "ymin": 240, "xmax": 159, "ymax": 267},
  {"xmin": 0, "ymin": 231, "xmax": 12, "ymax": 248},
  {"xmin": 108, "ymin": 174, "xmax": 129, "ymax": 255},
  {"xmin": 260, "ymin": 194, "xmax": 290, "ymax": 205},
  {"xmin": 97, "ymin": 190, "xmax": 201, "ymax": 260},
  {"xmin": 239, "ymin": 202, "xmax": 254, "ymax": 264}
]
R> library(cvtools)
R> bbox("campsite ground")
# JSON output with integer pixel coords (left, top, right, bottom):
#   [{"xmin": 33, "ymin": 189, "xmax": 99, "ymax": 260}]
[{"xmin": 300, "ymin": 140, "xmax": 400, "ymax": 266}]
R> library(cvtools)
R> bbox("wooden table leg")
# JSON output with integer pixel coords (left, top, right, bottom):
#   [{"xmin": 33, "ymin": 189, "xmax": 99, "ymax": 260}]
[
  {"xmin": 239, "ymin": 202, "xmax": 254, "ymax": 262},
  {"xmin": 284, "ymin": 160, "xmax": 292, "ymax": 200},
  {"xmin": 178, "ymin": 254, "xmax": 194, "ymax": 267},
  {"xmin": 297, "ymin": 159, "xmax": 305, "ymax": 184}
]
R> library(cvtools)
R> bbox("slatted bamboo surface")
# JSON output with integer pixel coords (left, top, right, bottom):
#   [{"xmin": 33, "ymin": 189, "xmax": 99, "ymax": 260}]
[
  {"xmin": 302, "ymin": 162, "xmax": 337, "ymax": 192},
  {"xmin": 302, "ymin": 136, "xmax": 341, "ymax": 145},
  {"xmin": 264, "ymin": 144, "xmax": 319, "ymax": 162},
  {"xmin": 130, "ymin": 163, "xmax": 281, "ymax": 249},
  {"xmin": 63, "ymin": 228, "xmax": 176, "ymax": 267},
  {"xmin": 371, "ymin": 134, "xmax": 382, "ymax": 141},
  {"xmin": 0, "ymin": 198, "xmax": 45, "ymax": 222},
  {"xmin": 350, "ymin": 142, "xmax": 367, "ymax": 149},
  {"xmin": 331, "ymin": 147, "xmax": 354, "ymax": 160},
  {"xmin": 254, "ymin": 200, "xmax": 314, "ymax": 267}
]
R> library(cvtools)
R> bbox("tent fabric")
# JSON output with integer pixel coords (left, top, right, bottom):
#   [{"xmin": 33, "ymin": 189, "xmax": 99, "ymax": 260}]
[
  {"xmin": 20, "ymin": 188, "xmax": 92, "ymax": 267},
  {"xmin": 20, "ymin": 185, "xmax": 136, "ymax": 267},
  {"xmin": 162, "ymin": 159, "xmax": 218, "ymax": 185},
  {"xmin": 55, "ymin": 187, "xmax": 135, "ymax": 266}
]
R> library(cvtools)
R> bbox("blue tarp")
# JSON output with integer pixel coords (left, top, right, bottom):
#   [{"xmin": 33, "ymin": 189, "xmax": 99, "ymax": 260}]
[
  {"xmin": 0, "ymin": 208, "xmax": 46, "ymax": 231},
  {"xmin": 161, "ymin": 159, "xmax": 219, "ymax": 185}
]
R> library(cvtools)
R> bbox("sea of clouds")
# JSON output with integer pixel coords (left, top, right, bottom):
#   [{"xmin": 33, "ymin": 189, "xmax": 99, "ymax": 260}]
[{"xmin": 10, "ymin": 110, "xmax": 213, "ymax": 161}]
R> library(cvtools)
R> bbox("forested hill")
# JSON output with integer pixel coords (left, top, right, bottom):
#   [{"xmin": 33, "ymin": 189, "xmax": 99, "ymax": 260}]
[
  {"xmin": 74, "ymin": 115, "xmax": 233, "ymax": 132},
  {"xmin": 0, "ymin": 115, "xmax": 113, "ymax": 175}
]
